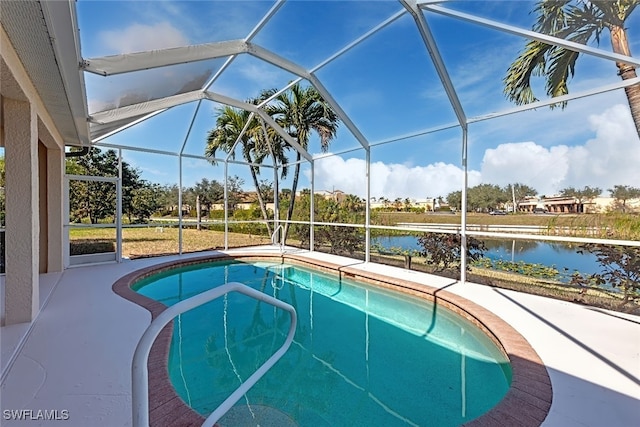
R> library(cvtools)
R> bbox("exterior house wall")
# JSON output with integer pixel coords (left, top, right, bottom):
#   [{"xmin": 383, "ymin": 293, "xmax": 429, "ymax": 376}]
[
  {"xmin": 589, "ymin": 197, "xmax": 640, "ymax": 213},
  {"xmin": 519, "ymin": 196, "xmax": 640, "ymax": 214},
  {"xmin": 1, "ymin": 27, "xmax": 66, "ymax": 324}
]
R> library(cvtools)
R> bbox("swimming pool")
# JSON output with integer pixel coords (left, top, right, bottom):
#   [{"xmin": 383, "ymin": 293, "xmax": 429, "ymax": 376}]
[{"xmin": 131, "ymin": 258, "xmax": 513, "ymax": 426}]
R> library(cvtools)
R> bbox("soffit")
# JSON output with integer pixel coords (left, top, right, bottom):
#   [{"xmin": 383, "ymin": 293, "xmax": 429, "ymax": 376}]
[{"xmin": 1, "ymin": 0, "xmax": 84, "ymax": 146}]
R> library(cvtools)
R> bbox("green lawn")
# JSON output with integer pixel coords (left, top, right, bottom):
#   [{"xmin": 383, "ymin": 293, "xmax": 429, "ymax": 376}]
[{"xmin": 69, "ymin": 226, "xmax": 272, "ymax": 258}]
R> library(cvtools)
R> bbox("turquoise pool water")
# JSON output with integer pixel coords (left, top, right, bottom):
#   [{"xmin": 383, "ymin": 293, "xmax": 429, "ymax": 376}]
[{"xmin": 134, "ymin": 260, "xmax": 511, "ymax": 426}]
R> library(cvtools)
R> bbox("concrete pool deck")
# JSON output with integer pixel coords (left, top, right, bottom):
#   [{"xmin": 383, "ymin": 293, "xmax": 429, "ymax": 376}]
[{"xmin": 1, "ymin": 247, "xmax": 639, "ymax": 426}]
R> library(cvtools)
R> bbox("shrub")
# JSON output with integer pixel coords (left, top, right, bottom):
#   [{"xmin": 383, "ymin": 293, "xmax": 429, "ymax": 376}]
[
  {"xmin": 417, "ymin": 233, "xmax": 486, "ymax": 272},
  {"xmin": 314, "ymin": 225, "xmax": 364, "ymax": 255},
  {"xmin": 209, "ymin": 210, "xmax": 225, "ymax": 219},
  {"xmin": 70, "ymin": 240, "xmax": 115, "ymax": 255},
  {"xmin": 572, "ymin": 244, "xmax": 640, "ymax": 307},
  {"xmin": 232, "ymin": 207, "xmax": 261, "ymax": 221}
]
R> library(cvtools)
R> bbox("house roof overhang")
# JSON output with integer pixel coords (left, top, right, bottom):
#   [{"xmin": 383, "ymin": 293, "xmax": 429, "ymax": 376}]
[{"xmin": 1, "ymin": 0, "xmax": 90, "ymax": 147}]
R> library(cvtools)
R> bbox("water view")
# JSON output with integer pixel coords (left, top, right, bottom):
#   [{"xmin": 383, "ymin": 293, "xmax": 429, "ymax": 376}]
[{"xmin": 372, "ymin": 236, "xmax": 600, "ymax": 282}]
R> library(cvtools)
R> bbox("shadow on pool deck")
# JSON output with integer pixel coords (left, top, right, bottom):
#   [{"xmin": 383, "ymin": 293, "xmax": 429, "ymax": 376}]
[{"xmin": 492, "ymin": 288, "xmax": 640, "ymax": 388}]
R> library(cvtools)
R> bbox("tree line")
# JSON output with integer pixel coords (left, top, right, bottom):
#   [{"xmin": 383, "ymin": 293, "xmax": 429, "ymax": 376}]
[
  {"xmin": 446, "ymin": 183, "xmax": 537, "ymax": 212},
  {"xmin": 446, "ymin": 183, "xmax": 640, "ymax": 213},
  {"xmin": 65, "ymin": 148, "xmax": 249, "ymax": 224},
  {"xmin": 3, "ymin": 145, "xmax": 635, "ymax": 228},
  {"xmin": 31, "ymin": 145, "xmax": 640, "ymax": 226}
]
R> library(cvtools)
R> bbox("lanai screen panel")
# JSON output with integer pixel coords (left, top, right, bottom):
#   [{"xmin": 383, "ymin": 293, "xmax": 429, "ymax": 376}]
[
  {"xmin": 73, "ymin": 0, "xmax": 639, "ymax": 207},
  {"xmin": 76, "ymin": 0, "xmax": 276, "ymax": 143},
  {"xmin": 251, "ymin": 0, "xmax": 403, "ymax": 69},
  {"xmin": 369, "ymin": 128, "xmax": 466, "ymax": 206},
  {"xmin": 97, "ymin": 103, "xmax": 202, "ymax": 153},
  {"xmin": 466, "ymin": 90, "xmax": 640, "ymax": 198},
  {"xmin": 314, "ymin": 11, "xmax": 460, "ymax": 143},
  {"xmin": 76, "ymin": 0, "xmax": 274, "ymax": 55},
  {"xmin": 84, "ymin": 58, "xmax": 228, "ymax": 114},
  {"xmin": 424, "ymin": 1, "xmax": 640, "ymax": 119},
  {"xmin": 207, "ymin": 54, "xmax": 301, "ymax": 104}
]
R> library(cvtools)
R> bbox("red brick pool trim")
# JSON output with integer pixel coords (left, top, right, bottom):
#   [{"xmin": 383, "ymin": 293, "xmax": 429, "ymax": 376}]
[{"xmin": 113, "ymin": 253, "xmax": 552, "ymax": 427}]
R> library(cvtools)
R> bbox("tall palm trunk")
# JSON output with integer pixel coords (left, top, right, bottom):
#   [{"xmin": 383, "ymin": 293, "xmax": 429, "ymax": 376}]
[
  {"xmin": 196, "ymin": 194, "xmax": 201, "ymax": 231},
  {"xmin": 249, "ymin": 164, "xmax": 272, "ymax": 236},
  {"xmin": 283, "ymin": 152, "xmax": 302, "ymax": 243},
  {"xmin": 610, "ymin": 24, "xmax": 640, "ymax": 137}
]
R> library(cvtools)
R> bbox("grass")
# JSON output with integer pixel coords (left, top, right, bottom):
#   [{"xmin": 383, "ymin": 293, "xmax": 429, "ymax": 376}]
[
  {"xmin": 70, "ymin": 226, "xmax": 272, "ymax": 258},
  {"xmin": 373, "ymin": 211, "xmax": 640, "ymax": 239},
  {"xmin": 69, "ymin": 218, "xmax": 638, "ymax": 314},
  {"xmin": 470, "ymin": 267, "xmax": 638, "ymax": 314}
]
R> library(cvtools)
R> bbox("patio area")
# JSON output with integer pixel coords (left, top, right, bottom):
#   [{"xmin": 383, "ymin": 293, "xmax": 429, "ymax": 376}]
[
  {"xmin": 2, "ymin": 1, "xmax": 640, "ymax": 425},
  {"xmin": 1, "ymin": 247, "xmax": 639, "ymax": 426}
]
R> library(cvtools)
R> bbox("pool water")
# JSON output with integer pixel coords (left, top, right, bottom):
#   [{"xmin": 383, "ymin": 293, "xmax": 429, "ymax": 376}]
[{"xmin": 134, "ymin": 260, "xmax": 511, "ymax": 426}]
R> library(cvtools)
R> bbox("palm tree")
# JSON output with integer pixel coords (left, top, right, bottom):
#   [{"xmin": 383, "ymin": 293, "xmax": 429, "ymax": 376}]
[
  {"xmin": 342, "ymin": 194, "xmax": 363, "ymax": 213},
  {"xmin": 393, "ymin": 197, "xmax": 403, "ymax": 211},
  {"xmin": 380, "ymin": 197, "xmax": 391, "ymax": 209},
  {"xmin": 205, "ymin": 103, "xmax": 287, "ymax": 236},
  {"xmin": 504, "ymin": 0, "xmax": 640, "ymax": 137},
  {"xmin": 267, "ymin": 83, "xmax": 340, "ymax": 241}
]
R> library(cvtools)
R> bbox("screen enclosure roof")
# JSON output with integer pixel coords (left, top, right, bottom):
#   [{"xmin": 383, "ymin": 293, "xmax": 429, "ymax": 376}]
[{"xmin": 2, "ymin": 0, "xmax": 639, "ymax": 162}]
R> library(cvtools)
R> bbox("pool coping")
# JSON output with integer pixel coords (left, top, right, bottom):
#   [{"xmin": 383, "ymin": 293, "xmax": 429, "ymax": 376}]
[{"xmin": 112, "ymin": 252, "xmax": 552, "ymax": 427}]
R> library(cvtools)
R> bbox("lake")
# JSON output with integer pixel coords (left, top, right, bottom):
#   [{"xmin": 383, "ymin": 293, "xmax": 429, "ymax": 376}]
[{"xmin": 371, "ymin": 235, "xmax": 600, "ymax": 282}]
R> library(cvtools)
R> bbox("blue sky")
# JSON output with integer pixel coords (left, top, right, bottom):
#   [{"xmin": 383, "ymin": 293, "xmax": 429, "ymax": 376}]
[{"xmin": 76, "ymin": 0, "xmax": 640, "ymax": 200}]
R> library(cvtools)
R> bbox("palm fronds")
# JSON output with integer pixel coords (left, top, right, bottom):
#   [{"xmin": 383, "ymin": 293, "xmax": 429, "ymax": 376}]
[{"xmin": 504, "ymin": 0, "xmax": 635, "ymax": 108}]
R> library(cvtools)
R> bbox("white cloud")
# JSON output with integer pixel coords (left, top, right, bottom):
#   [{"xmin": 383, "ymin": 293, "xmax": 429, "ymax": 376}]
[
  {"xmin": 237, "ymin": 62, "xmax": 290, "ymax": 91},
  {"xmin": 480, "ymin": 104, "xmax": 640, "ymax": 196},
  {"xmin": 308, "ymin": 104, "xmax": 638, "ymax": 200},
  {"xmin": 309, "ymin": 156, "xmax": 481, "ymax": 200},
  {"xmin": 139, "ymin": 166, "xmax": 170, "ymax": 179},
  {"xmin": 566, "ymin": 104, "xmax": 640, "ymax": 188},
  {"xmin": 480, "ymin": 142, "xmax": 571, "ymax": 195},
  {"xmin": 99, "ymin": 22, "xmax": 189, "ymax": 54}
]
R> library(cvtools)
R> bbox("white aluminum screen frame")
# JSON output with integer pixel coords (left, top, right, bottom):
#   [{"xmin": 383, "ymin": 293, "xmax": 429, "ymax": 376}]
[
  {"xmin": 63, "ymin": 174, "xmax": 121, "ymax": 268},
  {"xmin": 65, "ymin": 0, "xmax": 639, "ymax": 277}
]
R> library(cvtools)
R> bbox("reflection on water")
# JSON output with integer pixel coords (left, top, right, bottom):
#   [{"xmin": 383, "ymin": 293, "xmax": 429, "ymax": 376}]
[
  {"xmin": 483, "ymin": 239, "xmax": 600, "ymax": 281},
  {"xmin": 372, "ymin": 236, "xmax": 600, "ymax": 282}
]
